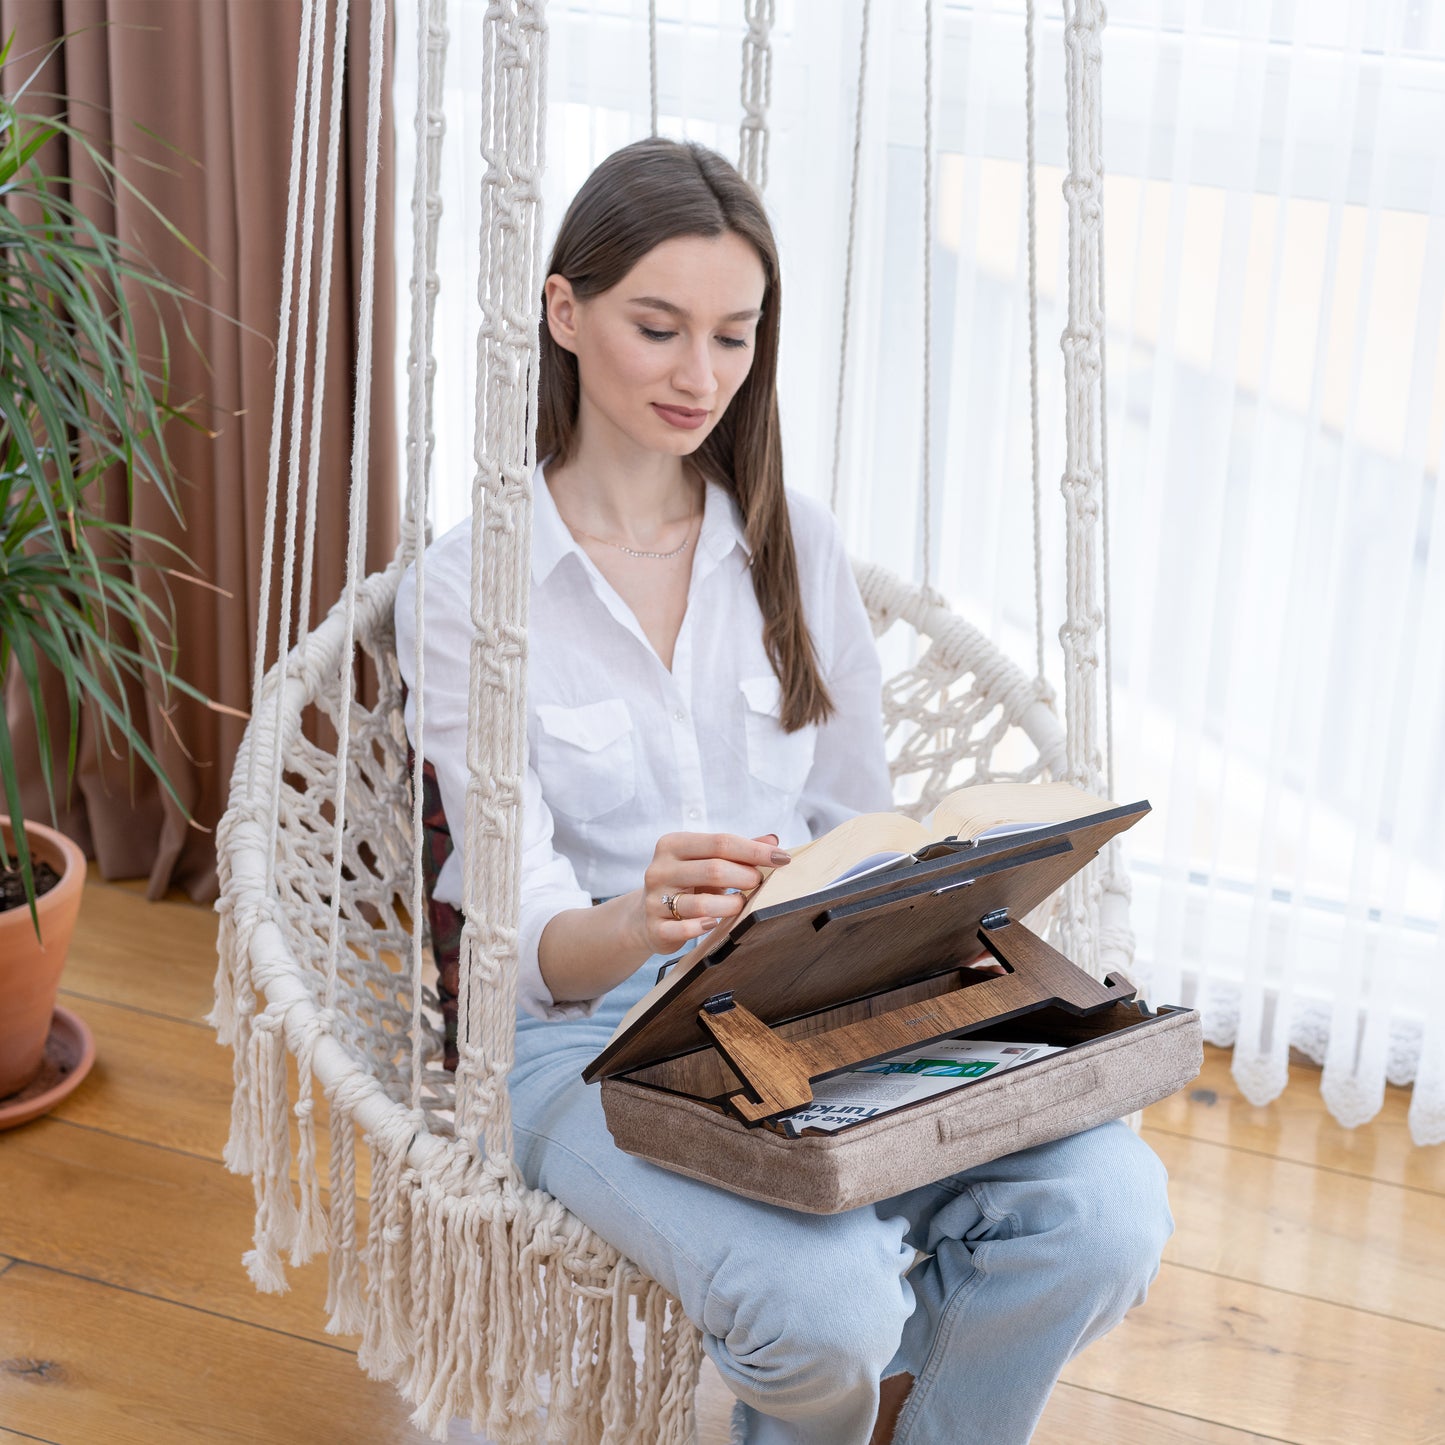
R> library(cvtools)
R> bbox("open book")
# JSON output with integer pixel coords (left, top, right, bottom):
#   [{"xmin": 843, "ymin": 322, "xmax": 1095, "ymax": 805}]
[
  {"xmin": 604, "ymin": 779, "xmax": 1110, "ymax": 1048},
  {"xmin": 737, "ymin": 779, "xmax": 1109, "ymax": 920}
]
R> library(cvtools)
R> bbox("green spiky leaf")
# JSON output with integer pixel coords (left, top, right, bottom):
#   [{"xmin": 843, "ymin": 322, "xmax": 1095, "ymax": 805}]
[{"xmin": 0, "ymin": 35, "xmax": 213, "ymax": 930}]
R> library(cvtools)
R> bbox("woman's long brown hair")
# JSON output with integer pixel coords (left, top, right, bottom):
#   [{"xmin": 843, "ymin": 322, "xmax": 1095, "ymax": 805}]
[{"xmin": 536, "ymin": 138, "xmax": 832, "ymax": 732}]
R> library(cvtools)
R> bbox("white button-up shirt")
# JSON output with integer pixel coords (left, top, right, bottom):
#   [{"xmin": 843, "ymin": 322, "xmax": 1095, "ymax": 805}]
[{"xmin": 395, "ymin": 462, "xmax": 892, "ymax": 1020}]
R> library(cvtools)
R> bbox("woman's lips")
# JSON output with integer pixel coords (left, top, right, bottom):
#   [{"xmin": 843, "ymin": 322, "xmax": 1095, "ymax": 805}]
[{"xmin": 652, "ymin": 403, "xmax": 709, "ymax": 431}]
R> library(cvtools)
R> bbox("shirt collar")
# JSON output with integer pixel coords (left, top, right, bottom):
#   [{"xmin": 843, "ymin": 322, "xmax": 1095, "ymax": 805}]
[
  {"xmin": 530, "ymin": 460, "xmax": 579, "ymax": 584},
  {"xmin": 531, "ymin": 460, "xmax": 752, "ymax": 585}
]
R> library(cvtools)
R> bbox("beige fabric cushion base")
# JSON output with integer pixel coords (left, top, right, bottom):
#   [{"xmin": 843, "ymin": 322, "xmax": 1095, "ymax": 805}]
[{"xmin": 600, "ymin": 1008, "xmax": 1202, "ymax": 1214}]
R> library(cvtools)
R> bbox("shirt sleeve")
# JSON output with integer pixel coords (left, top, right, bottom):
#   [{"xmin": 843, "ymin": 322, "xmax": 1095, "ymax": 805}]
[
  {"xmin": 394, "ymin": 537, "xmax": 598, "ymax": 1023},
  {"xmin": 797, "ymin": 514, "xmax": 896, "ymax": 834}
]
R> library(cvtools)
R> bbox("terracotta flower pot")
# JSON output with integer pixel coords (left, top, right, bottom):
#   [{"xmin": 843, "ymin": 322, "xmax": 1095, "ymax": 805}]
[{"xmin": 0, "ymin": 817, "xmax": 86, "ymax": 1100}]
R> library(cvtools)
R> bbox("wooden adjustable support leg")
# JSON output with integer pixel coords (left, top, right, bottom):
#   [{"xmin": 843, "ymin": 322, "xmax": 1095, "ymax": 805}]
[
  {"xmin": 697, "ymin": 994, "xmax": 817, "ymax": 1123},
  {"xmin": 974, "ymin": 912, "xmax": 1135, "ymax": 998}
]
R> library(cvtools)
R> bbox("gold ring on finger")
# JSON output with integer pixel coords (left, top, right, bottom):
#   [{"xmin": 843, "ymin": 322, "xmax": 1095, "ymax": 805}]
[{"xmin": 662, "ymin": 892, "xmax": 683, "ymax": 922}]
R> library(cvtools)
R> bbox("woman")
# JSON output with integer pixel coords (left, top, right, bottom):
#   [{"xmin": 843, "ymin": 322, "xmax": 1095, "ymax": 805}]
[{"xmin": 397, "ymin": 137, "xmax": 1171, "ymax": 1445}]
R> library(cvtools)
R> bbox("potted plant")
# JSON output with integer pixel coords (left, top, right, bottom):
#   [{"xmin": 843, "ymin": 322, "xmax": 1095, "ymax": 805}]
[{"xmin": 0, "ymin": 34, "xmax": 205, "ymax": 1108}]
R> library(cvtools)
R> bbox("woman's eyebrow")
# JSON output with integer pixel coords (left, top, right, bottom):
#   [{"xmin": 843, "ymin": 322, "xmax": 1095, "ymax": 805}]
[{"xmin": 627, "ymin": 295, "xmax": 763, "ymax": 323}]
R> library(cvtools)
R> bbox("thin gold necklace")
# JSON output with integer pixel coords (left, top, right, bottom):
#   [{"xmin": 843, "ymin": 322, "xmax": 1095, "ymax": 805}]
[{"xmin": 566, "ymin": 511, "xmax": 701, "ymax": 561}]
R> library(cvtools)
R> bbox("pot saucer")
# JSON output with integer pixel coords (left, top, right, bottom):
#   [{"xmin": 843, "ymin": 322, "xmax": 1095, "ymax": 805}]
[{"xmin": 0, "ymin": 1005, "xmax": 96, "ymax": 1131}]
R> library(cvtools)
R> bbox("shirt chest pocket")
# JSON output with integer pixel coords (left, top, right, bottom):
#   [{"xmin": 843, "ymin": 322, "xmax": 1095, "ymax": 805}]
[
  {"xmin": 740, "ymin": 674, "xmax": 817, "ymax": 796},
  {"xmin": 534, "ymin": 698, "xmax": 637, "ymax": 822}
]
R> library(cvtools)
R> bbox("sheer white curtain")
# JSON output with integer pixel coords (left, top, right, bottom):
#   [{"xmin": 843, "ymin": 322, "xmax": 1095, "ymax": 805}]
[{"xmin": 392, "ymin": 0, "xmax": 1445, "ymax": 1145}]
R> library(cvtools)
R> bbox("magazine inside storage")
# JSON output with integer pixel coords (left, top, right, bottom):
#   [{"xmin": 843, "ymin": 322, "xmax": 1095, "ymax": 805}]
[{"xmin": 615, "ymin": 966, "xmax": 1186, "ymax": 1137}]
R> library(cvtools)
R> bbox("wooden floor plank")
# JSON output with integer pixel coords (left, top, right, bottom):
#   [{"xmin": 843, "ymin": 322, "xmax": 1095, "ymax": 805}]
[
  {"xmin": 1060, "ymin": 1261, "xmax": 1445, "ymax": 1445},
  {"xmin": 701, "ymin": 1367, "xmax": 1288, "ymax": 1444},
  {"xmin": 696, "ymin": 1357, "xmax": 734, "ymax": 1442},
  {"xmin": 1148, "ymin": 1048, "xmax": 1445, "ymax": 1196},
  {"xmin": 1146, "ymin": 1126, "xmax": 1445, "ymax": 1329},
  {"xmin": 50, "ymin": 998, "xmax": 234, "ymax": 1159},
  {"xmin": 0, "ymin": 1264, "xmax": 441, "ymax": 1445},
  {"xmin": 60, "ymin": 882, "xmax": 219, "ymax": 1023},
  {"xmin": 1034, "ymin": 1383, "xmax": 1289, "ymax": 1443},
  {"xmin": 0, "ymin": 1118, "xmax": 356, "ymax": 1351}
]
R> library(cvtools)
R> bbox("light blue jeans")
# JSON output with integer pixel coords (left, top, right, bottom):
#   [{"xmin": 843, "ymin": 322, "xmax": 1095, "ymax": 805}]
[{"xmin": 510, "ymin": 953, "xmax": 1173, "ymax": 1445}]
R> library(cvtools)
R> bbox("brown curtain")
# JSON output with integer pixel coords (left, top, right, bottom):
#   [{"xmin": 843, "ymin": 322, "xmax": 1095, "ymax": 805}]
[{"xmin": 1, "ymin": 0, "xmax": 398, "ymax": 902}]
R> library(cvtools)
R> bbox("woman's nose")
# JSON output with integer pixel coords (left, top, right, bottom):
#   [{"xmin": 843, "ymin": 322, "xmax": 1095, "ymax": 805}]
[{"xmin": 672, "ymin": 337, "xmax": 715, "ymax": 399}]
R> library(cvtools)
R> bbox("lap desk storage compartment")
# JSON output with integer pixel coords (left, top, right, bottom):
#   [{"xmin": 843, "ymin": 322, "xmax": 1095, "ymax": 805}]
[{"xmin": 583, "ymin": 803, "xmax": 1202, "ymax": 1214}]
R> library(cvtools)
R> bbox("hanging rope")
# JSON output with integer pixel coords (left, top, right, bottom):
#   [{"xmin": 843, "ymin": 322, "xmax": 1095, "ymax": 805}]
[
  {"xmin": 290, "ymin": 0, "xmax": 356, "ymax": 1273},
  {"xmin": 268, "ymin": 0, "xmax": 353, "ymax": 910},
  {"xmin": 829, "ymin": 0, "xmax": 871, "ymax": 514},
  {"xmin": 920, "ymin": 0, "xmax": 936, "ymax": 594},
  {"xmin": 246, "ymin": 0, "xmax": 315, "ymax": 805},
  {"xmin": 1092, "ymin": 51, "xmax": 1127, "ymax": 975},
  {"xmin": 405, "ymin": 0, "xmax": 450, "ymax": 1113},
  {"xmin": 297, "ymin": 0, "xmax": 353, "ymax": 667},
  {"xmin": 1024, "ymin": 0, "xmax": 1046, "ymax": 685},
  {"xmin": 648, "ymin": 0, "xmax": 659, "ymax": 136},
  {"xmin": 1058, "ymin": 0, "xmax": 1111, "ymax": 972},
  {"xmin": 738, "ymin": 0, "xmax": 774, "ymax": 189},
  {"xmin": 263, "ymin": 0, "xmax": 331, "ymax": 897},
  {"xmin": 323, "ymin": 0, "xmax": 389, "ymax": 1008},
  {"xmin": 456, "ymin": 0, "xmax": 550, "ymax": 1156},
  {"xmin": 1098, "ymin": 239, "xmax": 1117, "ymax": 801},
  {"xmin": 401, "ymin": 0, "xmax": 449, "ymax": 555}
]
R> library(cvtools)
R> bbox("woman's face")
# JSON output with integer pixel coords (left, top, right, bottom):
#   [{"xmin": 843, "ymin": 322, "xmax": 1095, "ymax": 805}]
[{"xmin": 545, "ymin": 231, "xmax": 767, "ymax": 460}]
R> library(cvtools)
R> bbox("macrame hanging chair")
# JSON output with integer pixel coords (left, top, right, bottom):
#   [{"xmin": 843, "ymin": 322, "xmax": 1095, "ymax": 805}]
[{"xmin": 212, "ymin": 1, "xmax": 1127, "ymax": 1440}]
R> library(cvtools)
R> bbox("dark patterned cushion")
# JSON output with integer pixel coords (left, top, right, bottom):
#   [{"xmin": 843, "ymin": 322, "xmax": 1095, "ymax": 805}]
[{"xmin": 411, "ymin": 753, "xmax": 462, "ymax": 1071}]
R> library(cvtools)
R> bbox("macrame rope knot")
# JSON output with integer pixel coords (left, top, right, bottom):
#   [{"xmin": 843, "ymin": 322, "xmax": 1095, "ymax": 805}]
[{"xmin": 253, "ymin": 1007, "xmax": 286, "ymax": 1040}]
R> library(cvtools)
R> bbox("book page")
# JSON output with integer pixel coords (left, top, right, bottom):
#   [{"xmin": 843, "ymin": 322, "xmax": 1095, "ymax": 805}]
[
  {"xmin": 929, "ymin": 780, "xmax": 1106, "ymax": 840},
  {"xmin": 830, "ymin": 850, "xmax": 912, "ymax": 885},
  {"xmin": 758, "ymin": 812, "xmax": 932, "ymax": 909}
]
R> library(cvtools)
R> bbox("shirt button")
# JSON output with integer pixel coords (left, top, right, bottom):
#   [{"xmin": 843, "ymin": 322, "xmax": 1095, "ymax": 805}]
[
  {"xmin": 673, "ymin": 709, "xmax": 686, "ymax": 723},
  {"xmin": 688, "ymin": 808, "xmax": 701, "ymax": 821}
]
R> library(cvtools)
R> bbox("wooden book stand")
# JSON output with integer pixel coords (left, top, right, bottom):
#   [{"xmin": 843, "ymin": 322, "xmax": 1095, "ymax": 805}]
[{"xmin": 584, "ymin": 801, "xmax": 1203, "ymax": 1211}]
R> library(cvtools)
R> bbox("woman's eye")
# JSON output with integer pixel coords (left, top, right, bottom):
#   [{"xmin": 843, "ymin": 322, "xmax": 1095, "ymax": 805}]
[
  {"xmin": 716, "ymin": 336, "xmax": 750, "ymax": 350},
  {"xmin": 638, "ymin": 326, "xmax": 675, "ymax": 342}
]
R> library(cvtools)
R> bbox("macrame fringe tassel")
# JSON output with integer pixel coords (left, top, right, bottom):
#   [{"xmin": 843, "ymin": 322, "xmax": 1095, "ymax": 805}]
[
  {"xmin": 634, "ymin": 1279, "xmax": 666, "ymax": 1434},
  {"xmin": 659, "ymin": 1301, "xmax": 704, "ymax": 1445},
  {"xmin": 358, "ymin": 1133, "xmax": 417, "ymax": 1373},
  {"xmin": 325, "ymin": 1111, "xmax": 368, "ymax": 1335},
  {"xmin": 486, "ymin": 1200, "xmax": 544, "ymax": 1440},
  {"xmin": 211, "ymin": 902, "xmax": 259, "ymax": 1176},
  {"xmin": 241, "ymin": 1008, "xmax": 298, "ymax": 1293},
  {"xmin": 399, "ymin": 1175, "xmax": 449, "ymax": 1414},
  {"xmin": 598, "ymin": 1262, "xmax": 639, "ymax": 1445},
  {"xmin": 289, "ymin": 1037, "xmax": 331, "ymax": 1265},
  {"xmin": 341, "ymin": 1146, "xmax": 697, "ymax": 1445},
  {"xmin": 208, "ymin": 896, "xmax": 242, "ymax": 1045},
  {"xmin": 542, "ymin": 1235, "xmax": 584, "ymax": 1440},
  {"xmin": 221, "ymin": 998, "xmax": 257, "ymax": 1176}
]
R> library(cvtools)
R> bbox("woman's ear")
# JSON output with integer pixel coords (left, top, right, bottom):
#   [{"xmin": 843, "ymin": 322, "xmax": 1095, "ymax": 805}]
[{"xmin": 544, "ymin": 274, "xmax": 580, "ymax": 354}]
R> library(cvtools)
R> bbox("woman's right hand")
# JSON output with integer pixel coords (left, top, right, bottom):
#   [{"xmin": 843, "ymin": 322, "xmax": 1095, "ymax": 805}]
[{"xmin": 632, "ymin": 831, "xmax": 791, "ymax": 956}]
